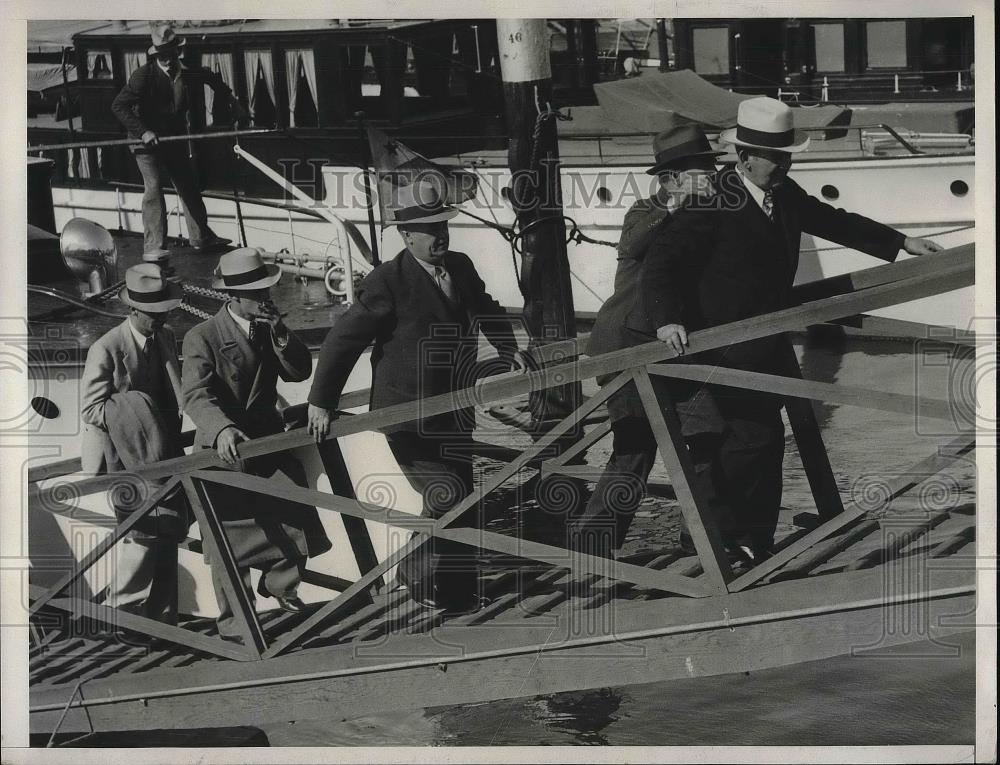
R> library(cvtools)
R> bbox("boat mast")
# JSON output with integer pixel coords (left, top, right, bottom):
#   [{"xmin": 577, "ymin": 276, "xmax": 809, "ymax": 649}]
[{"xmin": 496, "ymin": 19, "xmax": 580, "ymax": 424}]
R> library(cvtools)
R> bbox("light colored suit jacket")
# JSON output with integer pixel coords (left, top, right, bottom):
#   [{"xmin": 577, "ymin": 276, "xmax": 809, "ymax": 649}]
[
  {"xmin": 80, "ymin": 319, "xmax": 183, "ymax": 475},
  {"xmin": 181, "ymin": 306, "xmax": 312, "ymax": 452}
]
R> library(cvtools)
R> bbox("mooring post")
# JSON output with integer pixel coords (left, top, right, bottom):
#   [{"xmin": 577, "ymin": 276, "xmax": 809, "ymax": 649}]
[{"xmin": 496, "ymin": 19, "xmax": 581, "ymax": 426}]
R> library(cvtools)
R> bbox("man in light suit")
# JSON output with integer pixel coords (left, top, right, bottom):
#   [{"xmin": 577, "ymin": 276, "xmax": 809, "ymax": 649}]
[
  {"xmin": 81, "ymin": 263, "xmax": 188, "ymax": 625},
  {"xmin": 182, "ymin": 247, "xmax": 330, "ymax": 641},
  {"xmin": 641, "ymin": 97, "xmax": 944, "ymax": 558},
  {"xmin": 570, "ymin": 124, "xmax": 723, "ymax": 559},
  {"xmin": 306, "ymin": 180, "xmax": 518, "ymax": 613}
]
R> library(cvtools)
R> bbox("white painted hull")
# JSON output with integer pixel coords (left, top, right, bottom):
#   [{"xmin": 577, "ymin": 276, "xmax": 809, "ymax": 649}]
[{"xmin": 50, "ymin": 153, "xmax": 976, "ymax": 328}]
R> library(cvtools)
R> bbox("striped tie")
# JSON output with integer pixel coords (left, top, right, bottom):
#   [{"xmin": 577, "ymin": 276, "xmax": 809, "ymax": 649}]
[{"xmin": 762, "ymin": 190, "xmax": 774, "ymax": 221}]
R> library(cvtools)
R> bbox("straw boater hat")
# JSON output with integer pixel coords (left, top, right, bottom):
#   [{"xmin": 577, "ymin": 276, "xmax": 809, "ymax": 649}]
[
  {"xmin": 384, "ymin": 179, "xmax": 460, "ymax": 226},
  {"xmin": 148, "ymin": 22, "xmax": 186, "ymax": 57},
  {"xmin": 720, "ymin": 97, "xmax": 811, "ymax": 154},
  {"xmin": 646, "ymin": 124, "xmax": 725, "ymax": 175},
  {"xmin": 211, "ymin": 247, "xmax": 282, "ymax": 290},
  {"xmin": 118, "ymin": 263, "xmax": 183, "ymax": 312}
]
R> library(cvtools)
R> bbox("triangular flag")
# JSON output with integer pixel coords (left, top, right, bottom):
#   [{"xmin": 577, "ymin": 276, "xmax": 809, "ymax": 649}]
[{"xmin": 366, "ymin": 124, "xmax": 479, "ymax": 228}]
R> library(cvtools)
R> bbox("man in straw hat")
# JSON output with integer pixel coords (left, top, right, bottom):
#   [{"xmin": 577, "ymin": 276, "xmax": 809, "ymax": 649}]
[
  {"xmin": 81, "ymin": 263, "xmax": 189, "ymax": 629},
  {"xmin": 307, "ymin": 179, "xmax": 518, "ymax": 613},
  {"xmin": 570, "ymin": 123, "xmax": 724, "ymax": 559},
  {"xmin": 112, "ymin": 22, "xmax": 243, "ymax": 256},
  {"xmin": 182, "ymin": 248, "xmax": 330, "ymax": 641},
  {"xmin": 640, "ymin": 97, "xmax": 943, "ymax": 560}
]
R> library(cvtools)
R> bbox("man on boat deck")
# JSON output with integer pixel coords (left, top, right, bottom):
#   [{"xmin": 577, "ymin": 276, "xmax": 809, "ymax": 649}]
[
  {"xmin": 640, "ymin": 97, "xmax": 943, "ymax": 560},
  {"xmin": 81, "ymin": 263, "xmax": 190, "ymax": 628},
  {"xmin": 306, "ymin": 179, "xmax": 518, "ymax": 613},
  {"xmin": 182, "ymin": 248, "xmax": 331, "ymax": 641},
  {"xmin": 569, "ymin": 123, "xmax": 723, "ymax": 559},
  {"xmin": 111, "ymin": 22, "xmax": 242, "ymax": 255}
]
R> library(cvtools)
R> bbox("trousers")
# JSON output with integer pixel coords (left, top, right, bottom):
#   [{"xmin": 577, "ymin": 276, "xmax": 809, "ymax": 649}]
[
  {"xmin": 387, "ymin": 431, "xmax": 480, "ymax": 605},
  {"xmin": 133, "ymin": 145, "xmax": 216, "ymax": 253},
  {"xmin": 212, "ymin": 556, "xmax": 305, "ymax": 640}
]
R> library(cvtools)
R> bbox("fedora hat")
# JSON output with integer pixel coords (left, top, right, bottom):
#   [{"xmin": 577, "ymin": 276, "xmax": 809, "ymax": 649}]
[
  {"xmin": 211, "ymin": 247, "xmax": 282, "ymax": 291},
  {"xmin": 720, "ymin": 97, "xmax": 810, "ymax": 153},
  {"xmin": 646, "ymin": 124, "xmax": 725, "ymax": 175},
  {"xmin": 119, "ymin": 263, "xmax": 183, "ymax": 312},
  {"xmin": 383, "ymin": 178, "xmax": 460, "ymax": 227},
  {"xmin": 148, "ymin": 22, "xmax": 186, "ymax": 57}
]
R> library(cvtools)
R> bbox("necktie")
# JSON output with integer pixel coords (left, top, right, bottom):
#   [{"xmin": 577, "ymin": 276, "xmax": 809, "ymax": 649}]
[
  {"xmin": 248, "ymin": 320, "xmax": 271, "ymax": 352},
  {"xmin": 762, "ymin": 190, "xmax": 774, "ymax": 221},
  {"xmin": 434, "ymin": 266, "xmax": 457, "ymax": 303}
]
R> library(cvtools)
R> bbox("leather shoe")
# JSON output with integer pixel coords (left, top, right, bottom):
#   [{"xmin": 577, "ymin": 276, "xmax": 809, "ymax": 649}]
[
  {"xmin": 192, "ymin": 235, "xmax": 232, "ymax": 253},
  {"xmin": 257, "ymin": 578, "xmax": 308, "ymax": 613}
]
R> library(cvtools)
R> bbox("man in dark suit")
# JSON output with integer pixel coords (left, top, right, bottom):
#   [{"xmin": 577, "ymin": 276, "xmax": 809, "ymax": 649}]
[
  {"xmin": 111, "ymin": 22, "xmax": 242, "ymax": 255},
  {"xmin": 569, "ymin": 124, "xmax": 723, "ymax": 558},
  {"xmin": 307, "ymin": 180, "xmax": 518, "ymax": 612},
  {"xmin": 182, "ymin": 247, "xmax": 330, "ymax": 641},
  {"xmin": 642, "ymin": 97, "xmax": 943, "ymax": 558}
]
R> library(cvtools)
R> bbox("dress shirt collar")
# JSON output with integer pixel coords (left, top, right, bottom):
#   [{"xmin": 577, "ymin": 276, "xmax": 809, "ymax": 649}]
[
  {"xmin": 227, "ymin": 303, "xmax": 252, "ymax": 337},
  {"xmin": 736, "ymin": 166, "xmax": 770, "ymax": 213},
  {"xmin": 409, "ymin": 252, "xmax": 447, "ymax": 278}
]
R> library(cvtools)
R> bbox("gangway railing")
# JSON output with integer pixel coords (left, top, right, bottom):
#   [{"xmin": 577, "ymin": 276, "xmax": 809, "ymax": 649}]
[{"xmin": 27, "ymin": 244, "xmax": 977, "ymax": 662}]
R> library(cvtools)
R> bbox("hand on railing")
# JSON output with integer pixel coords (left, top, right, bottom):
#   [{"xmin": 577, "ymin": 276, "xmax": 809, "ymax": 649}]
[
  {"xmin": 307, "ymin": 404, "xmax": 337, "ymax": 444},
  {"xmin": 216, "ymin": 425, "xmax": 249, "ymax": 465},
  {"xmin": 903, "ymin": 237, "xmax": 945, "ymax": 257},
  {"xmin": 656, "ymin": 323, "xmax": 689, "ymax": 356}
]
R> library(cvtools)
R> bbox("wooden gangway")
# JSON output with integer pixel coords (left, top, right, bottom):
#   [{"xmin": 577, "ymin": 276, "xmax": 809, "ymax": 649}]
[{"xmin": 26, "ymin": 244, "xmax": 978, "ymax": 738}]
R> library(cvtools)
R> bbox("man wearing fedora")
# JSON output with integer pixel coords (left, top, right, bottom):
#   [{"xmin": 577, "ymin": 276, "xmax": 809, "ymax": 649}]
[
  {"xmin": 81, "ymin": 263, "xmax": 190, "ymax": 627},
  {"xmin": 306, "ymin": 179, "xmax": 518, "ymax": 613},
  {"xmin": 182, "ymin": 248, "xmax": 330, "ymax": 640},
  {"xmin": 641, "ymin": 97, "xmax": 943, "ymax": 559},
  {"xmin": 569, "ymin": 123, "xmax": 724, "ymax": 558},
  {"xmin": 112, "ymin": 22, "xmax": 243, "ymax": 256}
]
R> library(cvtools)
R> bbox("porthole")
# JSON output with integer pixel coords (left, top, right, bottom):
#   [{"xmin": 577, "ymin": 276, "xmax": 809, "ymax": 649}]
[
  {"xmin": 31, "ymin": 397, "xmax": 60, "ymax": 419},
  {"xmin": 950, "ymin": 180, "xmax": 969, "ymax": 197},
  {"xmin": 596, "ymin": 186, "xmax": 612, "ymax": 203},
  {"xmin": 820, "ymin": 184, "xmax": 839, "ymax": 201}
]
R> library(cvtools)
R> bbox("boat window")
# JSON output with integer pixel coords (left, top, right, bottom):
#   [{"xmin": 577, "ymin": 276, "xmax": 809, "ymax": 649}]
[
  {"xmin": 285, "ymin": 49, "xmax": 319, "ymax": 127},
  {"xmin": 812, "ymin": 23, "xmax": 846, "ymax": 73},
  {"xmin": 692, "ymin": 27, "xmax": 729, "ymax": 75},
  {"xmin": 407, "ymin": 31, "xmax": 472, "ymax": 106},
  {"xmin": 86, "ymin": 50, "xmax": 113, "ymax": 80},
  {"xmin": 123, "ymin": 50, "xmax": 147, "ymax": 81},
  {"xmin": 866, "ymin": 21, "xmax": 908, "ymax": 69},
  {"xmin": 203, "ymin": 52, "xmax": 236, "ymax": 126},
  {"xmin": 31, "ymin": 397, "xmax": 60, "ymax": 420},
  {"xmin": 950, "ymin": 180, "xmax": 969, "ymax": 197},
  {"xmin": 342, "ymin": 45, "xmax": 385, "ymax": 117},
  {"xmin": 244, "ymin": 49, "xmax": 277, "ymax": 127}
]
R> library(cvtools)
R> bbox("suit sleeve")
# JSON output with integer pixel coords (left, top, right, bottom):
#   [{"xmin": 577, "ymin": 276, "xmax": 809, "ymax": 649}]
[
  {"xmin": 181, "ymin": 327, "xmax": 237, "ymax": 446},
  {"xmin": 459, "ymin": 254, "xmax": 518, "ymax": 364},
  {"xmin": 111, "ymin": 66, "xmax": 150, "ymax": 137},
  {"xmin": 80, "ymin": 341, "xmax": 114, "ymax": 430},
  {"xmin": 617, "ymin": 196, "xmax": 672, "ymax": 261},
  {"xmin": 640, "ymin": 210, "xmax": 711, "ymax": 330},
  {"xmin": 272, "ymin": 330, "xmax": 312, "ymax": 383},
  {"xmin": 308, "ymin": 272, "xmax": 394, "ymax": 409},
  {"xmin": 789, "ymin": 180, "xmax": 905, "ymax": 262}
]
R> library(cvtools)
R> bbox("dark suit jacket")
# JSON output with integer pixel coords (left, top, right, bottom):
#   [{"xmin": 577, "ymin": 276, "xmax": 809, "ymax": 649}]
[
  {"xmin": 642, "ymin": 168, "xmax": 905, "ymax": 373},
  {"xmin": 181, "ymin": 306, "xmax": 329, "ymax": 566},
  {"xmin": 309, "ymin": 250, "xmax": 518, "ymax": 435},
  {"xmin": 112, "ymin": 62, "xmax": 235, "ymax": 142}
]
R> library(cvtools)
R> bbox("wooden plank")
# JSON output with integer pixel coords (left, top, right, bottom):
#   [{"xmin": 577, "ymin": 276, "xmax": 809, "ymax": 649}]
[
  {"xmin": 28, "ymin": 477, "xmax": 181, "ymax": 617},
  {"xmin": 262, "ymin": 370, "xmax": 635, "ymax": 659},
  {"xmin": 727, "ymin": 434, "xmax": 975, "ymax": 592},
  {"xmin": 768, "ymin": 520, "xmax": 881, "ymax": 583},
  {"xmin": 828, "ymin": 314, "xmax": 978, "ymax": 346},
  {"xmin": 183, "ymin": 477, "xmax": 267, "ymax": 659},
  {"xmin": 29, "ymin": 566, "xmax": 974, "ymax": 735},
  {"xmin": 456, "ymin": 567, "xmax": 567, "ymax": 626},
  {"xmin": 39, "ymin": 641, "xmax": 137, "ymax": 688},
  {"xmin": 540, "ymin": 420, "xmax": 612, "ymax": 471},
  {"xmin": 31, "ymin": 248, "xmax": 974, "ymax": 508},
  {"xmin": 929, "ymin": 526, "xmax": 976, "ymax": 558},
  {"xmin": 633, "ymin": 369, "xmax": 732, "ymax": 592},
  {"xmin": 27, "ymin": 584, "xmax": 251, "ymax": 662},
  {"xmin": 842, "ymin": 507, "xmax": 954, "ymax": 572},
  {"xmin": 646, "ymin": 364, "xmax": 964, "ymax": 423},
  {"xmin": 777, "ymin": 342, "xmax": 845, "ymax": 521}
]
